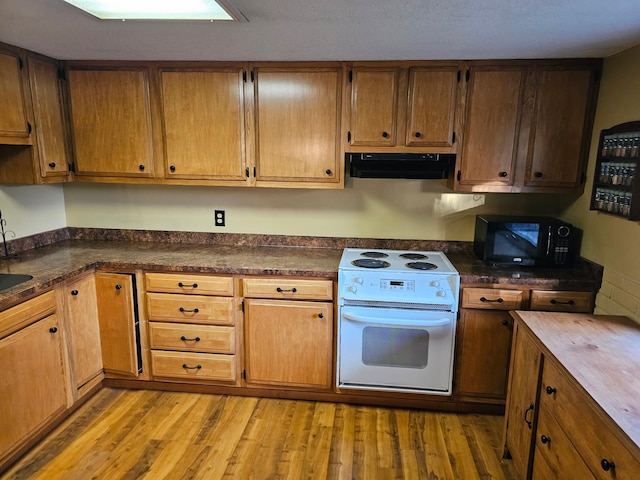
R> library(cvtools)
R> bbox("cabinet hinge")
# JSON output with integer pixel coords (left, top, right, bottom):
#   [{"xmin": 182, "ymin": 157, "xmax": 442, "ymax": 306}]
[
  {"xmin": 250, "ymin": 71, "xmax": 254, "ymax": 83},
  {"xmin": 18, "ymin": 57, "xmax": 24, "ymax": 70},
  {"xmin": 457, "ymin": 170, "xmax": 461, "ymax": 182},
  {"xmin": 465, "ymin": 70, "xmax": 470, "ymax": 82},
  {"xmin": 452, "ymin": 131, "xmax": 456, "ymax": 144},
  {"xmin": 27, "ymin": 122, "xmax": 32, "ymax": 134},
  {"xmin": 253, "ymin": 166, "xmax": 256, "ymax": 177},
  {"xmin": 242, "ymin": 369, "xmax": 247, "ymax": 380},
  {"xmin": 242, "ymin": 71, "xmax": 247, "ymax": 83},
  {"xmin": 348, "ymin": 70, "xmax": 353, "ymax": 83},
  {"xmin": 347, "ymin": 131, "xmax": 351, "ymax": 142},
  {"xmin": 241, "ymin": 300, "xmax": 245, "ymax": 312},
  {"xmin": 457, "ymin": 70, "xmax": 461, "ymax": 83},
  {"xmin": 58, "ymin": 68, "xmax": 66, "ymax": 81},
  {"xmin": 245, "ymin": 167, "xmax": 250, "ymax": 178}
]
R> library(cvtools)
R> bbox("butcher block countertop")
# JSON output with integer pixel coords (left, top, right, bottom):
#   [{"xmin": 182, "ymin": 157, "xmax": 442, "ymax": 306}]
[
  {"xmin": 512, "ymin": 310, "xmax": 640, "ymax": 452},
  {"xmin": 0, "ymin": 229, "xmax": 603, "ymax": 311}
]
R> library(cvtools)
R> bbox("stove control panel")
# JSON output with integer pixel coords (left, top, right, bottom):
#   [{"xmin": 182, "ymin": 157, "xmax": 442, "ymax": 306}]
[{"xmin": 380, "ymin": 279, "xmax": 415, "ymax": 292}]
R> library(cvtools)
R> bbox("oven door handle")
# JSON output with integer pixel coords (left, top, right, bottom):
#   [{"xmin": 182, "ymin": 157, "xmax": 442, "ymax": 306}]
[{"xmin": 342, "ymin": 313, "xmax": 451, "ymax": 328}]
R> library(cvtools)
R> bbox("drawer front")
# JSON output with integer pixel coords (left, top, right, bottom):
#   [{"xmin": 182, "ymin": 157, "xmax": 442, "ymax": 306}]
[
  {"xmin": 146, "ymin": 293, "xmax": 234, "ymax": 325},
  {"xmin": 541, "ymin": 360, "xmax": 640, "ymax": 480},
  {"xmin": 148, "ymin": 322, "xmax": 235, "ymax": 354},
  {"xmin": 242, "ymin": 278, "xmax": 333, "ymax": 301},
  {"xmin": 534, "ymin": 404, "xmax": 595, "ymax": 480},
  {"xmin": 461, "ymin": 288, "xmax": 524, "ymax": 310},
  {"xmin": 150, "ymin": 350, "xmax": 236, "ymax": 382},
  {"xmin": 0, "ymin": 291, "xmax": 56, "ymax": 339},
  {"xmin": 145, "ymin": 273, "xmax": 233, "ymax": 296},
  {"xmin": 530, "ymin": 290, "xmax": 594, "ymax": 313}
]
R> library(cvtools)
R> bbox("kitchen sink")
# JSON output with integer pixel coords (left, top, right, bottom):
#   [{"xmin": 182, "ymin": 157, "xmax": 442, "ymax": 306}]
[{"xmin": 0, "ymin": 273, "xmax": 33, "ymax": 291}]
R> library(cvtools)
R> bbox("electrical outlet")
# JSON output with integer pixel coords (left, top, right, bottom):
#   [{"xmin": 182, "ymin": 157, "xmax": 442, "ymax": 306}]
[{"xmin": 214, "ymin": 210, "xmax": 225, "ymax": 227}]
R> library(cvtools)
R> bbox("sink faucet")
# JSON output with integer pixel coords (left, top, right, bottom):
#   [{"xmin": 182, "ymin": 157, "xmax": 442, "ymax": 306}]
[{"xmin": 0, "ymin": 210, "xmax": 18, "ymax": 260}]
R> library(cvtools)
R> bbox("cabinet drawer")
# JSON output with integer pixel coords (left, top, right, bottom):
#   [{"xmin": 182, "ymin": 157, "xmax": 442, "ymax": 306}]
[
  {"xmin": 534, "ymin": 403, "xmax": 595, "ymax": 480},
  {"xmin": 530, "ymin": 290, "xmax": 594, "ymax": 313},
  {"xmin": 461, "ymin": 288, "xmax": 524, "ymax": 310},
  {"xmin": 145, "ymin": 273, "xmax": 233, "ymax": 296},
  {"xmin": 146, "ymin": 293, "xmax": 234, "ymax": 325},
  {"xmin": 0, "ymin": 291, "xmax": 56, "ymax": 339},
  {"xmin": 148, "ymin": 322, "xmax": 235, "ymax": 354},
  {"xmin": 541, "ymin": 360, "xmax": 640, "ymax": 480},
  {"xmin": 242, "ymin": 278, "xmax": 333, "ymax": 301},
  {"xmin": 151, "ymin": 350, "xmax": 235, "ymax": 382}
]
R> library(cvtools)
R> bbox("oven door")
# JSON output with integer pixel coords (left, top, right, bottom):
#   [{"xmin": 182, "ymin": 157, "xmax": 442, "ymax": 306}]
[{"xmin": 338, "ymin": 305, "xmax": 455, "ymax": 395}]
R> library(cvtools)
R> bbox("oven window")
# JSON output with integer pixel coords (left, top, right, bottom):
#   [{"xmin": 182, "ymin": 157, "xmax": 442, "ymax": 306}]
[{"xmin": 362, "ymin": 326, "xmax": 429, "ymax": 369}]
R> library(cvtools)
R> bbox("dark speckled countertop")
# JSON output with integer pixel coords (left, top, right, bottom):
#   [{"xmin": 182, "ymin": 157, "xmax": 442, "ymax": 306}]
[{"xmin": 0, "ymin": 229, "xmax": 603, "ymax": 311}]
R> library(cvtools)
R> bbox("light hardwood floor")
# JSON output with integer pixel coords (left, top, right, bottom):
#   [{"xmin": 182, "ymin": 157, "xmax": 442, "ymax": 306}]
[{"xmin": 2, "ymin": 388, "xmax": 518, "ymax": 479}]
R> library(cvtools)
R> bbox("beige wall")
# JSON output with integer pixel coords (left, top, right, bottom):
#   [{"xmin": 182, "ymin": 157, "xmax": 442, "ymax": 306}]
[
  {"xmin": 62, "ymin": 179, "xmax": 571, "ymax": 241},
  {"xmin": 562, "ymin": 44, "xmax": 640, "ymax": 322},
  {"xmin": 0, "ymin": 184, "xmax": 66, "ymax": 238}
]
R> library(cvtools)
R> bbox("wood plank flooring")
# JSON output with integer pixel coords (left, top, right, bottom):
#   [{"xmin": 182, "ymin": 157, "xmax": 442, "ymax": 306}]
[{"xmin": 2, "ymin": 388, "xmax": 518, "ymax": 480}]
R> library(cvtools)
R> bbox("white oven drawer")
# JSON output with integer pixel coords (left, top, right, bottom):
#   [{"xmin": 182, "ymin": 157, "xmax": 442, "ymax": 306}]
[{"xmin": 337, "ymin": 305, "xmax": 456, "ymax": 395}]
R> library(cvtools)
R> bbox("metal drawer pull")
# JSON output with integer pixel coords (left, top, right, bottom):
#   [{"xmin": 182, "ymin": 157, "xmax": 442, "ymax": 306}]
[
  {"xmin": 601, "ymin": 459, "xmax": 615, "ymax": 471},
  {"xmin": 71, "ymin": 290, "xmax": 79, "ymax": 296},
  {"xmin": 178, "ymin": 282, "xmax": 198, "ymax": 288},
  {"xmin": 179, "ymin": 307, "xmax": 200, "ymax": 313},
  {"xmin": 182, "ymin": 363, "xmax": 202, "ymax": 370},
  {"xmin": 480, "ymin": 296, "xmax": 504, "ymax": 303},
  {"xmin": 49, "ymin": 327, "xmax": 58, "ymax": 334},
  {"xmin": 546, "ymin": 386, "xmax": 557, "ymax": 395},
  {"xmin": 550, "ymin": 299, "xmax": 575, "ymax": 305},
  {"xmin": 180, "ymin": 336, "xmax": 201, "ymax": 342},
  {"xmin": 276, "ymin": 287, "xmax": 297, "ymax": 293},
  {"xmin": 540, "ymin": 435, "xmax": 551, "ymax": 445},
  {"xmin": 524, "ymin": 402, "xmax": 535, "ymax": 429}
]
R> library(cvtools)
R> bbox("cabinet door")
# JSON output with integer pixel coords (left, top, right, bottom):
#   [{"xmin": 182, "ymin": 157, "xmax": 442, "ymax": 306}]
[
  {"xmin": 456, "ymin": 309, "xmax": 513, "ymax": 400},
  {"xmin": 524, "ymin": 66, "xmax": 596, "ymax": 188},
  {"xmin": 349, "ymin": 68, "xmax": 398, "ymax": 146},
  {"xmin": 28, "ymin": 56, "xmax": 70, "ymax": 178},
  {"xmin": 160, "ymin": 68, "xmax": 248, "ymax": 182},
  {"xmin": 253, "ymin": 67, "xmax": 343, "ymax": 186},
  {"xmin": 244, "ymin": 299, "xmax": 332, "ymax": 389},
  {"xmin": 95, "ymin": 272, "xmax": 140, "ymax": 377},
  {"xmin": 0, "ymin": 314, "xmax": 67, "ymax": 460},
  {"xmin": 67, "ymin": 68, "xmax": 154, "ymax": 177},
  {"xmin": 64, "ymin": 274, "xmax": 103, "ymax": 388},
  {"xmin": 504, "ymin": 322, "xmax": 543, "ymax": 479},
  {"xmin": 458, "ymin": 66, "xmax": 526, "ymax": 187},
  {"xmin": 406, "ymin": 67, "xmax": 459, "ymax": 148},
  {"xmin": 0, "ymin": 49, "xmax": 30, "ymax": 142}
]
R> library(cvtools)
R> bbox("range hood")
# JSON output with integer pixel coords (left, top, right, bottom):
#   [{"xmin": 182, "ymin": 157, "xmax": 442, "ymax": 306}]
[{"xmin": 347, "ymin": 153, "xmax": 454, "ymax": 179}]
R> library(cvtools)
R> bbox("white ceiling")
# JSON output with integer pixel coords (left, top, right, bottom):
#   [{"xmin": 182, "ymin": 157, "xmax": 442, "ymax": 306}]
[{"xmin": 1, "ymin": 0, "xmax": 639, "ymax": 61}]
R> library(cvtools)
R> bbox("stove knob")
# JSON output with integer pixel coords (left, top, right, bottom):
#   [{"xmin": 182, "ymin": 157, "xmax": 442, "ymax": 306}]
[
  {"xmin": 352, "ymin": 276, "xmax": 363, "ymax": 285},
  {"xmin": 430, "ymin": 280, "xmax": 441, "ymax": 287},
  {"xmin": 436, "ymin": 290, "xmax": 446, "ymax": 297},
  {"xmin": 347, "ymin": 285, "xmax": 357, "ymax": 293}
]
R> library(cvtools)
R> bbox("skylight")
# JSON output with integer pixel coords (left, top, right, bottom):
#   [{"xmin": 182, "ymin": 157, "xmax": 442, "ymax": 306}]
[{"xmin": 62, "ymin": 0, "xmax": 247, "ymax": 21}]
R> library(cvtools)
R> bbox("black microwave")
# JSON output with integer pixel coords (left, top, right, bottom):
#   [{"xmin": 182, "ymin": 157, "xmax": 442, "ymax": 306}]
[{"xmin": 473, "ymin": 215, "xmax": 582, "ymax": 267}]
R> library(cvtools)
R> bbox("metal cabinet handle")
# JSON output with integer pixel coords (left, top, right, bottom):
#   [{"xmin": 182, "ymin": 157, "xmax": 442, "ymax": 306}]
[
  {"xmin": 601, "ymin": 459, "xmax": 615, "ymax": 471},
  {"xmin": 179, "ymin": 307, "xmax": 200, "ymax": 313},
  {"xmin": 498, "ymin": 171, "xmax": 508, "ymax": 177},
  {"xmin": 182, "ymin": 364, "xmax": 202, "ymax": 370},
  {"xmin": 180, "ymin": 336, "xmax": 201, "ymax": 342},
  {"xmin": 71, "ymin": 289, "xmax": 79, "ymax": 296},
  {"xmin": 540, "ymin": 435, "xmax": 551, "ymax": 445},
  {"xmin": 414, "ymin": 132, "xmax": 422, "ymax": 138},
  {"xmin": 325, "ymin": 169, "xmax": 333, "ymax": 175},
  {"xmin": 318, "ymin": 313, "xmax": 324, "ymax": 319},
  {"xmin": 382, "ymin": 131, "xmax": 389, "ymax": 138},
  {"xmin": 276, "ymin": 287, "xmax": 297, "ymax": 293},
  {"xmin": 550, "ymin": 299, "xmax": 575, "ymax": 305},
  {"xmin": 480, "ymin": 297, "xmax": 504, "ymax": 303},
  {"xmin": 178, "ymin": 282, "xmax": 198, "ymax": 288},
  {"xmin": 534, "ymin": 171, "xmax": 543, "ymax": 178},
  {"xmin": 524, "ymin": 402, "xmax": 535, "ymax": 429},
  {"xmin": 501, "ymin": 319, "xmax": 510, "ymax": 326},
  {"xmin": 48, "ymin": 162, "xmax": 56, "ymax": 168},
  {"xmin": 49, "ymin": 327, "xmax": 58, "ymax": 333},
  {"xmin": 169, "ymin": 165, "xmax": 176, "ymax": 172},
  {"xmin": 115, "ymin": 284, "xmax": 122, "ymax": 290},
  {"xmin": 546, "ymin": 386, "xmax": 557, "ymax": 395},
  {"xmin": 139, "ymin": 164, "xmax": 145, "ymax": 171}
]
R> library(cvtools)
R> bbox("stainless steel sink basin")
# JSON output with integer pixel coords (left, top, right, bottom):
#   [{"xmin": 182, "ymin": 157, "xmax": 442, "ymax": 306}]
[{"xmin": 0, "ymin": 273, "xmax": 33, "ymax": 291}]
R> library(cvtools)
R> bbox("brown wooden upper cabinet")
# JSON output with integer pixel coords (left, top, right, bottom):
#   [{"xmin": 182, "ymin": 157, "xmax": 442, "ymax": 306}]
[
  {"xmin": 66, "ymin": 67, "xmax": 155, "ymax": 179},
  {"xmin": 159, "ymin": 67, "xmax": 249, "ymax": 184},
  {"xmin": 348, "ymin": 63, "xmax": 462, "ymax": 153},
  {"xmin": 251, "ymin": 64, "xmax": 345, "ymax": 188},
  {"xmin": 453, "ymin": 60, "xmax": 600, "ymax": 193},
  {"xmin": 0, "ymin": 46, "xmax": 31, "ymax": 144}
]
